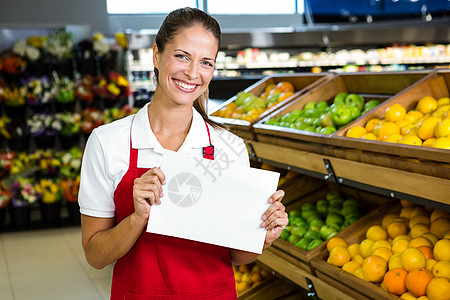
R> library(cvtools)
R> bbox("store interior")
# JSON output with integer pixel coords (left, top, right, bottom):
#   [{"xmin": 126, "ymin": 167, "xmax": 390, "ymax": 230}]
[{"xmin": 0, "ymin": 1, "xmax": 450, "ymax": 300}]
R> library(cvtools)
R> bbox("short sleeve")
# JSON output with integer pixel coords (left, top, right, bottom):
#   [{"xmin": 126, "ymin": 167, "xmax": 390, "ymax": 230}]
[
  {"xmin": 78, "ymin": 131, "xmax": 116, "ymax": 218},
  {"xmin": 235, "ymin": 137, "xmax": 250, "ymax": 168}
]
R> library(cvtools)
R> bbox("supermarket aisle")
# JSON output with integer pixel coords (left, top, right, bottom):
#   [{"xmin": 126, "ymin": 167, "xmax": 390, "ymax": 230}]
[{"xmin": 0, "ymin": 227, "xmax": 113, "ymax": 300}]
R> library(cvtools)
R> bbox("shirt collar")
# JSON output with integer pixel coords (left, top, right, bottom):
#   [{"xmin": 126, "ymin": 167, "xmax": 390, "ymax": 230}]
[{"xmin": 131, "ymin": 103, "xmax": 211, "ymax": 152}]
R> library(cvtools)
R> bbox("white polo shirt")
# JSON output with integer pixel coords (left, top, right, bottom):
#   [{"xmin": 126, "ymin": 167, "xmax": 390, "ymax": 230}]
[{"xmin": 79, "ymin": 103, "xmax": 250, "ymax": 218}]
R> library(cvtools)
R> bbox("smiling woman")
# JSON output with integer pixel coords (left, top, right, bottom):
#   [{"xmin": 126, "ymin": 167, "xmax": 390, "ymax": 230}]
[{"xmin": 79, "ymin": 7, "xmax": 288, "ymax": 300}]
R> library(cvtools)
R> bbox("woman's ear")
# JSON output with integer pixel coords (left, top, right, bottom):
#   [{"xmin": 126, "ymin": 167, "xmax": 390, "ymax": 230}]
[{"xmin": 153, "ymin": 44, "xmax": 159, "ymax": 69}]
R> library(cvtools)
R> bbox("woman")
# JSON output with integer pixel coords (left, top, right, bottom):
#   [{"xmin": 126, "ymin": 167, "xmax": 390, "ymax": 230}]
[{"xmin": 79, "ymin": 7, "xmax": 288, "ymax": 299}]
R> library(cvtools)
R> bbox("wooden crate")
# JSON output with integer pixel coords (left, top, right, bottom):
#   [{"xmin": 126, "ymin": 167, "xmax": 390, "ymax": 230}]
[
  {"xmin": 310, "ymin": 203, "xmax": 402, "ymax": 300},
  {"xmin": 331, "ymin": 71, "xmax": 450, "ymax": 164},
  {"xmin": 238, "ymin": 276, "xmax": 300, "ymax": 300},
  {"xmin": 209, "ymin": 73, "xmax": 331, "ymax": 140},
  {"xmin": 271, "ymin": 182, "xmax": 391, "ymax": 274},
  {"xmin": 253, "ymin": 71, "xmax": 431, "ymax": 145}
]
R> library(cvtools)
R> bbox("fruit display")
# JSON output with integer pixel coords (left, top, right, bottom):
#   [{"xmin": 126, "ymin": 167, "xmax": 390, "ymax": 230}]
[
  {"xmin": 344, "ymin": 95, "xmax": 450, "ymax": 149},
  {"xmin": 263, "ymin": 92, "xmax": 381, "ymax": 134},
  {"xmin": 280, "ymin": 190, "xmax": 364, "ymax": 251},
  {"xmin": 233, "ymin": 262, "xmax": 273, "ymax": 295},
  {"xmin": 324, "ymin": 199, "xmax": 450, "ymax": 300},
  {"xmin": 211, "ymin": 81, "xmax": 296, "ymax": 122}
]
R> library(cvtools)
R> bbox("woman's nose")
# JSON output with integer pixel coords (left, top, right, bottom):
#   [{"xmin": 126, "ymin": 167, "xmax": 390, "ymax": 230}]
[{"xmin": 184, "ymin": 62, "xmax": 199, "ymax": 79}]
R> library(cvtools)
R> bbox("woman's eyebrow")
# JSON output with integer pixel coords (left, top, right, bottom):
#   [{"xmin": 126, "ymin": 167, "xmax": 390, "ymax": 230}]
[{"xmin": 174, "ymin": 49, "xmax": 215, "ymax": 62}]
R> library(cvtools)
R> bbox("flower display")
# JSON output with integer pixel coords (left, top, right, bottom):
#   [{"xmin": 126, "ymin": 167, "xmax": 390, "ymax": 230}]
[
  {"xmin": 54, "ymin": 112, "xmax": 80, "ymax": 136},
  {"xmin": 10, "ymin": 152, "xmax": 38, "ymax": 174},
  {"xmin": 12, "ymin": 36, "xmax": 47, "ymax": 62},
  {"xmin": 20, "ymin": 76, "xmax": 56, "ymax": 106},
  {"xmin": 114, "ymin": 32, "xmax": 128, "ymax": 49},
  {"xmin": 54, "ymin": 76, "xmax": 75, "ymax": 104},
  {"xmin": 102, "ymin": 105, "xmax": 137, "ymax": 124},
  {"xmin": 0, "ymin": 183, "xmax": 12, "ymax": 209},
  {"xmin": 11, "ymin": 177, "xmax": 41, "ymax": 207},
  {"xmin": 61, "ymin": 176, "xmax": 80, "ymax": 203},
  {"xmin": 0, "ymin": 79, "xmax": 6, "ymax": 104},
  {"xmin": 74, "ymin": 75, "xmax": 94, "ymax": 102},
  {"xmin": 34, "ymin": 149, "xmax": 61, "ymax": 177},
  {"xmin": 60, "ymin": 147, "xmax": 82, "ymax": 180},
  {"xmin": 0, "ymin": 151, "xmax": 14, "ymax": 179},
  {"xmin": 93, "ymin": 33, "xmax": 110, "ymax": 57},
  {"xmin": 27, "ymin": 113, "xmax": 61, "ymax": 137},
  {"xmin": 93, "ymin": 71, "xmax": 130, "ymax": 100},
  {"xmin": 0, "ymin": 52, "xmax": 26, "ymax": 74},
  {"xmin": 80, "ymin": 108, "xmax": 103, "ymax": 134},
  {"xmin": 2, "ymin": 86, "xmax": 25, "ymax": 107},
  {"xmin": 42, "ymin": 29, "xmax": 74, "ymax": 61},
  {"xmin": 36, "ymin": 178, "xmax": 61, "ymax": 204}
]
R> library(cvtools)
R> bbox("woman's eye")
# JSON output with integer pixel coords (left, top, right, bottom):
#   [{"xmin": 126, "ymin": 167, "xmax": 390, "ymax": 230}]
[
  {"xmin": 175, "ymin": 54, "xmax": 188, "ymax": 60},
  {"xmin": 202, "ymin": 61, "xmax": 214, "ymax": 67}
]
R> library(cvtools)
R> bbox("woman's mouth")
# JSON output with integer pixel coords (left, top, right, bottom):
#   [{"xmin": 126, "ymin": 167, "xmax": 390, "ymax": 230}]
[{"xmin": 173, "ymin": 79, "xmax": 198, "ymax": 92}]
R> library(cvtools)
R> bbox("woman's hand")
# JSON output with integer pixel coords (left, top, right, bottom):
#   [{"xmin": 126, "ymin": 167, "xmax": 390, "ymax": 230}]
[
  {"xmin": 260, "ymin": 190, "xmax": 288, "ymax": 250},
  {"xmin": 133, "ymin": 167, "xmax": 166, "ymax": 220}
]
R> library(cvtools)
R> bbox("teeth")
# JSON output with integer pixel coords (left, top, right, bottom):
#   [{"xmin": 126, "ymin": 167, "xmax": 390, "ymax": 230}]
[{"xmin": 175, "ymin": 80, "xmax": 196, "ymax": 90}]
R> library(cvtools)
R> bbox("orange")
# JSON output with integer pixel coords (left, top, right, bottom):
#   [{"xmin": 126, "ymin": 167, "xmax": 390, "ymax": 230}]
[
  {"xmin": 371, "ymin": 239, "xmax": 392, "ymax": 252},
  {"xmin": 386, "ymin": 103, "xmax": 407, "ymax": 122},
  {"xmin": 384, "ymin": 133, "xmax": 403, "ymax": 143},
  {"xmin": 396, "ymin": 217, "xmax": 411, "ymax": 228},
  {"xmin": 433, "ymin": 239, "xmax": 450, "ymax": 261},
  {"xmin": 393, "ymin": 235, "xmax": 412, "ymax": 244},
  {"xmin": 365, "ymin": 118, "xmax": 381, "ymax": 133},
  {"xmin": 426, "ymin": 258, "xmax": 437, "ymax": 272},
  {"xmin": 410, "ymin": 207, "xmax": 429, "ymax": 219},
  {"xmin": 438, "ymin": 97, "xmax": 450, "ymax": 105},
  {"xmin": 389, "ymin": 253, "xmax": 403, "ymax": 270},
  {"xmin": 410, "ymin": 215, "xmax": 430, "ymax": 228},
  {"xmin": 327, "ymin": 237, "xmax": 348, "ymax": 252},
  {"xmin": 276, "ymin": 81, "xmax": 295, "ymax": 93},
  {"xmin": 416, "ymin": 96, "xmax": 438, "ymax": 114},
  {"xmin": 401, "ymin": 247, "xmax": 426, "ymax": 271},
  {"xmin": 401, "ymin": 292, "xmax": 419, "ymax": 300},
  {"xmin": 432, "ymin": 260, "xmax": 450, "ymax": 279},
  {"xmin": 401, "ymin": 199, "xmax": 418, "ymax": 208},
  {"xmin": 417, "ymin": 116, "xmax": 442, "ymax": 140},
  {"xmin": 409, "ymin": 237, "xmax": 433, "ymax": 248},
  {"xmin": 378, "ymin": 122, "xmax": 401, "ymax": 140},
  {"xmin": 372, "ymin": 247, "xmax": 394, "ymax": 262},
  {"xmin": 383, "ymin": 268, "xmax": 408, "ymax": 296},
  {"xmin": 392, "ymin": 239, "xmax": 410, "ymax": 254},
  {"xmin": 417, "ymin": 246, "xmax": 434, "ymax": 259},
  {"xmin": 353, "ymin": 268, "xmax": 365, "ymax": 280},
  {"xmin": 342, "ymin": 260, "xmax": 361, "ymax": 274},
  {"xmin": 353, "ymin": 254, "xmax": 364, "ymax": 265},
  {"xmin": 399, "ymin": 135, "xmax": 423, "ymax": 146},
  {"xmin": 396, "ymin": 119, "xmax": 411, "ymax": 129},
  {"xmin": 388, "ymin": 221, "xmax": 409, "ymax": 239},
  {"xmin": 346, "ymin": 126, "xmax": 367, "ymax": 138},
  {"xmin": 264, "ymin": 84, "xmax": 277, "ymax": 95},
  {"xmin": 427, "ymin": 277, "xmax": 450, "ymax": 300},
  {"xmin": 401, "ymin": 207, "xmax": 416, "ymax": 218},
  {"xmin": 430, "ymin": 209, "xmax": 450, "ymax": 223},
  {"xmin": 360, "ymin": 239, "xmax": 375, "ymax": 258},
  {"xmin": 347, "ymin": 243, "xmax": 361, "ymax": 258},
  {"xmin": 329, "ymin": 245, "xmax": 351, "ymax": 267},
  {"xmin": 383, "ymin": 214, "xmax": 400, "ymax": 229},
  {"xmin": 410, "ymin": 223, "xmax": 430, "ymax": 238},
  {"xmin": 430, "ymin": 218, "xmax": 450, "ymax": 239},
  {"xmin": 362, "ymin": 255, "xmax": 388, "ymax": 282},
  {"xmin": 366, "ymin": 225, "xmax": 388, "ymax": 241},
  {"xmin": 421, "ymin": 233, "xmax": 439, "ymax": 246},
  {"xmin": 268, "ymin": 88, "xmax": 282, "ymax": 97},
  {"xmin": 405, "ymin": 267, "xmax": 434, "ymax": 297},
  {"xmin": 362, "ymin": 133, "xmax": 377, "ymax": 140},
  {"xmin": 423, "ymin": 138, "xmax": 437, "ymax": 146},
  {"xmin": 431, "ymin": 137, "xmax": 450, "ymax": 149}
]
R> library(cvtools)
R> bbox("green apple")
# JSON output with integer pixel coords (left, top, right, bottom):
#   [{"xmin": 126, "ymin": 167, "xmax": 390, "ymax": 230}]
[
  {"xmin": 295, "ymin": 238, "xmax": 312, "ymax": 250},
  {"xmin": 328, "ymin": 197, "xmax": 344, "ymax": 207},
  {"xmin": 320, "ymin": 113, "xmax": 334, "ymax": 127},
  {"xmin": 345, "ymin": 94, "xmax": 365, "ymax": 111},
  {"xmin": 341, "ymin": 206, "xmax": 359, "ymax": 218},
  {"xmin": 304, "ymin": 229, "xmax": 322, "ymax": 241},
  {"xmin": 326, "ymin": 191, "xmax": 342, "ymax": 201},
  {"xmin": 316, "ymin": 199, "xmax": 328, "ymax": 208},
  {"xmin": 348, "ymin": 105, "xmax": 361, "ymax": 120},
  {"xmin": 266, "ymin": 93, "xmax": 281, "ymax": 105},
  {"xmin": 312, "ymin": 118, "xmax": 321, "ymax": 127},
  {"xmin": 243, "ymin": 96, "xmax": 265, "ymax": 113},
  {"xmin": 294, "ymin": 123, "xmax": 310, "ymax": 130},
  {"xmin": 304, "ymin": 101, "xmax": 316, "ymax": 111},
  {"xmin": 307, "ymin": 239, "xmax": 323, "ymax": 251},
  {"xmin": 280, "ymin": 229, "xmax": 290, "ymax": 240},
  {"xmin": 316, "ymin": 100, "xmax": 329, "ymax": 112},
  {"xmin": 320, "ymin": 126, "xmax": 337, "ymax": 135},
  {"xmin": 315, "ymin": 126, "xmax": 323, "ymax": 133},
  {"xmin": 309, "ymin": 218, "xmax": 325, "ymax": 228},
  {"xmin": 320, "ymin": 225, "xmax": 336, "ymax": 240},
  {"xmin": 330, "ymin": 103, "xmax": 345, "ymax": 113},
  {"xmin": 305, "ymin": 126, "xmax": 316, "ymax": 132},
  {"xmin": 326, "ymin": 231, "xmax": 338, "ymax": 240},
  {"xmin": 326, "ymin": 213, "xmax": 344, "ymax": 226},
  {"xmin": 364, "ymin": 99, "xmax": 380, "ymax": 110},
  {"xmin": 306, "ymin": 212, "xmax": 322, "ymax": 224},
  {"xmin": 291, "ymin": 217, "xmax": 308, "ymax": 228},
  {"xmin": 291, "ymin": 226, "xmax": 308, "ymax": 238},
  {"xmin": 343, "ymin": 198, "xmax": 359, "ymax": 208},
  {"xmin": 329, "ymin": 223, "xmax": 341, "ymax": 232},
  {"xmin": 288, "ymin": 234, "xmax": 302, "ymax": 245},
  {"xmin": 332, "ymin": 106, "xmax": 353, "ymax": 126},
  {"xmin": 235, "ymin": 92, "xmax": 253, "ymax": 106},
  {"xmin": 328, "ymin": 205, "xmax": 342, "ymax": 215},
  {"xmin": 302, "ymin": 202, "xmax": 315, "ymax": 212},
  {"xmin": 334, "ymin": 92, "xmax": 348, "ymax": 104},
  {"xmin": 288, "ymin": 209, "xmax": 302, "ymax": 220}
]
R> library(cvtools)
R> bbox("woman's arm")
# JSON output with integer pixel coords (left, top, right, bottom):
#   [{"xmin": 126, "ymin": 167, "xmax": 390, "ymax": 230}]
[
  {"xmin": 81, "ymin": 167, "xmax": 165, "ymax": 270},
  {"xmin": 230, "ymin": 190, "xmax": 288, "ymax": 265}
]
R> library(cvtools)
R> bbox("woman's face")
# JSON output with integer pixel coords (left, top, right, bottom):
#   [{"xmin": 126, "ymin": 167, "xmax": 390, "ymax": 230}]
[{"xmin": 153, "ymin": 24, "xmax": 218, "ymax": 107}]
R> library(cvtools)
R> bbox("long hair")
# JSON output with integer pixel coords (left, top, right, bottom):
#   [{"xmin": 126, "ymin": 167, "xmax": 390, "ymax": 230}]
[{"xmin": 154, "ymin": 7, "xmax": 225, "ymax": 129}]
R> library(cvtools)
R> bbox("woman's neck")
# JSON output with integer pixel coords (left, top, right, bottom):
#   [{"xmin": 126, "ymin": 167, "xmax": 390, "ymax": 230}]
[{"xmin": 147, "ymin": 94, "xmax": 193, "ymax": 151}]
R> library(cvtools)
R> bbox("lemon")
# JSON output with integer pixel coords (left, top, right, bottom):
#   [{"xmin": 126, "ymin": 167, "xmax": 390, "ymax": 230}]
[
  {"xmin": 437, "ymin": 97, "xmax": 450, "ymax": 105},
  {"xmin": 384, "ymin": 133, "xmax": 403, "ymax": 143},
  {"xmin": 435, "ymin": 119, "xmax": 450, "ymax": 138},
  {"xmin": 417, "ymin": 116, "xmax": 441, "ymax": 140},
  {"xmin": 365, "ymin": 118, "xmax": 381, "ymax": 133},
  {"xmin": 362, "ymin": 133, "xmax": 377, "ymax": 140},
  {"xmin": 399, "ymin": 135, "xmax": 423, "ymax": 146},
  {"xmin": 346, "ymin": 126, "xmax": 367, "ymax": 138},
  {"xmin": 432, "ymin": 137, "xmax": 450, "ymax": 149},
  {"xmin": 423, "ymin": 138, "xmax": 436, "ymax": 146},
  {"xmin": 416, "ymin": 96, "xmax": 438, "ymax": 114},
  {"xmin": 378, "ymin": 122, "xmax": 400, "ymax": 141},
  {"xmin": 385, "ymin": 104, "xmax": 407, "ymax": 122}
]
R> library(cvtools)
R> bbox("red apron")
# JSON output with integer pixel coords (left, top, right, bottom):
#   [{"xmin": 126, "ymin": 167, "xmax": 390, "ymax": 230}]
[{"xmin": 111, "ymin": 121, "xmax": 237, "ymax": 299}]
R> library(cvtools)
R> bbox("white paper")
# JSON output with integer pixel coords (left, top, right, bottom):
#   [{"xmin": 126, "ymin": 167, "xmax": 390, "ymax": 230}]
[{"xmin": 146, "ymin": 150, "xmax": 280, "ymax": 254}]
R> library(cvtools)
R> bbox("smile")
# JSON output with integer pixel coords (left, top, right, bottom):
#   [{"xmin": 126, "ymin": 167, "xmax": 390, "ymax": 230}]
[{"xmin": 173, "ymin": 79, "xmax": 198, "ymax": 91}]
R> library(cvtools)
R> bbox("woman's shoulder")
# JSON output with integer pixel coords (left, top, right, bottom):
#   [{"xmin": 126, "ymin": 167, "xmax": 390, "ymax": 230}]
[{"xmin": 91, "ymin": 114, "xmax": 134, "ymax": 146}]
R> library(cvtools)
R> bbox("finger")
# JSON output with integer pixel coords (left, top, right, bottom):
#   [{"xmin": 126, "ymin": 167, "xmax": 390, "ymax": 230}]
[
  {"xmin": 141, "ymin": 167, "xmax": 166, "ymax": 185},
  {"xmin": 261, "ymin": 210, "xmax": 289, "ymax": 231},
  {"xmin": 268, "ymin": 190, "xmax": 285, "ymax": 204},
  {"xmin": 261, "ymin": 200, "xmax": 285, "ymax": 224},
  {"xmin": 134, "ymin": 176, "xmax": 164, "ymax": 197},
  {"xmin": 134, "ymin": 185, "xmax": 162, "ymax": 205}
]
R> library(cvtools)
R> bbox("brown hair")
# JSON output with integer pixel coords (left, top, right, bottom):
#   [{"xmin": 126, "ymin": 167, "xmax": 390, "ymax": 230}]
[{"xmin": 154, "ymin": 7, "xmax": 225, "ymax": 129}]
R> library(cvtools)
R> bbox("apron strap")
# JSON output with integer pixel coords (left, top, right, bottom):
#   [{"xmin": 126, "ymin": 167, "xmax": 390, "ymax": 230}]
[
  {"xmin": 203, "ymin": 121, "xmax": 214, "ymax": 160},
  {"xmin": 129, "ymin": 116, "xmax": 138, "ymax": 169}
]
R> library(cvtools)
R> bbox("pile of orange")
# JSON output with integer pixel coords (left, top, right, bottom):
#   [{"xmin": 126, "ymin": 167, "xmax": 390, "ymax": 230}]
[
  {"xmin": 345, "ymin": 96, "xmax": 450, "ymax": 150},
  {"xmin": 325, "ymin": 199, "xmax": 450, "ymax": 299},
  {"xmin": 233, "ymin": 262, "xmax": 273, "ymax": 295},
  {"xmin": 213, "ymin": 81, "xmax": 295, "ymax": 122}
]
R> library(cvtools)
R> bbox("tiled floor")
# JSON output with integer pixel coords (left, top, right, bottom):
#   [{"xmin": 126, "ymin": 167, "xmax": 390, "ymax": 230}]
[{"xmin": 0, "ymin": 226, "xmax": 114, "ymax": 300}]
